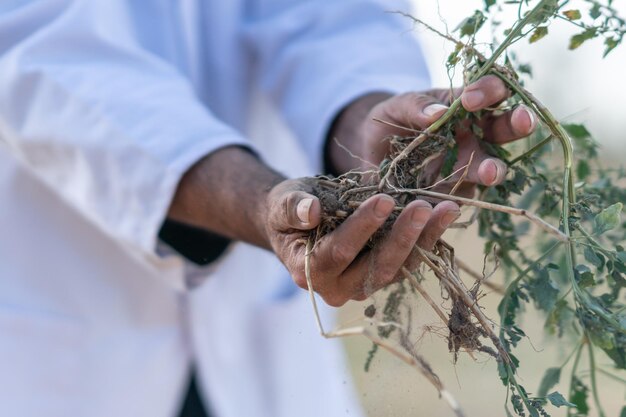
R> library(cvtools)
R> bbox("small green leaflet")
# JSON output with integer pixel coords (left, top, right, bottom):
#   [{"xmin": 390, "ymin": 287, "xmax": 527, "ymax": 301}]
[
  {"xmin": 529, "ymin": 267, "xmax": 559, "ymax": 311},
  {"xmin": 569, "ymin": 28, "xmax": 598, "ymax": 50},
  {"xmin": 456, "ymin": 10, "xmax": 486, "ymax": 37},
  {"xmin": 574, "ymin": 265, "xmax": 596, "ymax": 288},
  {"xmin": 547, "ymin": 391, "xmax": 576, "ymax": 408},
  {"xmin": 441, "ymin": 142, "xmax": 459, "ymax": 178},
  {"xmin": 569, "ymin": 377, "xmax": 589, "ymax": 415},
  {"xmin": 538, "ymin": 367, "xmax": 561, "ymax": 396},
  {"xmin": 604, "ymin": 36, "xmax": 620, "ymax": 57},
  {"xmin": 563, "ymin": 123, "xmax": 591, "ymax": 139},
  {"xmin": 620, "ymin": 406, "xmax": 626, "ymax": 417},
  {"xmin": 562, "ymin": 9, "xmax": 582, "ymax": 20},
  {"xmin": 545, "ymin": 299, "xmax": 574, "ymax": 337},
  {"xmin": 590, "ymin": 3, "xmax": 601, "ymax": 19},
  {"xmin": 530, "ymin": 26, "xmax": 549, "ymax": 43},
  {"xmin": 576, "ymin": 159, "xmax": 590, "ymax": 180},
  {"xmin": 484, "ymin": 0, "xmax": 496, "ymax": 11},
  {"xmin": 594, "ymin": 202, "xmax": 623, "ymax": 235},
  {"xmin": 528, "ymin": 0, "xmax": 558, "ymax": 25}
]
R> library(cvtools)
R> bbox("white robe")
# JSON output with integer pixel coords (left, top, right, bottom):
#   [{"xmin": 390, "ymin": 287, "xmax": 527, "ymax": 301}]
[{"xmin": 0, "ymin": 1, "xmax": 430, "ymax": 416}]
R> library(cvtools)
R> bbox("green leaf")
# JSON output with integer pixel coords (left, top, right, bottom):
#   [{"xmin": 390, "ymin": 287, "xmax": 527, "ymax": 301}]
[
  {"xmin": 575, "ymin": 265, "xmax": 596, "ymax": 288},
  {"xmin": 456, "ymin": 10, "xmax": 486, "ymax": 37},
  {"xmin": 529, "ymin": 268, "xmax": 559, "ymax": 311},
  {"xmin": 620, "ymin": 406, "xmax": 626, "ymax": 417},
  {"xmin": 497, "ymin": 361, "xmax": 510, "ymax": 385},
  {"xmin": 528, "ymin": 0, "xmax": 558, "ymax": 25},
  {"xmin": 547, "ymin": 391, "xmax": 576, "ymax": 408},
  {"xmin": 441, "ymin": 143, "xmax": 459, "ymax": 178},
  {"xmin": 570, "ymin": 377, "xmax": 589, "ymax": 415},
  {"xmin": 590, "ymin": 3, "xmax": 601, "ymax": 19},
  {"xmin": 583, "ymin": 246, "xmax": 604, "ymax": 269},
  {"xmin": 562, "ymin": 9, "xmax": 582, "ymax": 20},
  {"xmin": 594, "ymin": 203, "xmax": 623, "ymax": 235},
  {"xmin": 518, "ymin": 63, "xmax": 533, "ymax": 76},
  {"xmin": 563, "ymin": 123, "xmax": 591, "ymax": 139},
  {"xmin": 576, "ymin": 159, "xmax": 590, "ymax": 180},
  {"xmin": 538, "ymin": 367, "xmax": 561, "ymax": 396},
  {"xmin": 529, "ymin": 26, "xmax": 549, "ymax": 43},
  {"xmin": 604, "ymin": 36, "xmax": 620, "ymax": 57},
  {"xmin": 545, "ymin": 299, "xmax": 574, "ymax": 337},
  {"xmin": 569, "ymin": 28, "xmax": 598, "ymax": 50}
]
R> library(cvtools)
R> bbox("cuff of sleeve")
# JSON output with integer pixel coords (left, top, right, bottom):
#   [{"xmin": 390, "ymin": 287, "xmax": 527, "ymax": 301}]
[{"xmin": 136, "ymin": 135, "xmax": 256, "ymax": 255}]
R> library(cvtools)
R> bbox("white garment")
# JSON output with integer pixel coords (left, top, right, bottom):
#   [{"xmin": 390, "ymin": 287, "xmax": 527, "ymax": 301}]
[{"xmin": 0, "ymin": 1, "xmax": 430, "ymax": 416}]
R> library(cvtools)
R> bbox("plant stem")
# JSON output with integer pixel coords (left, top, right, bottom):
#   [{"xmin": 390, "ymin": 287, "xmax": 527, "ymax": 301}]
[
  {"xmin": 586, "ymin": 340, "xmax": 607, "ymax": 417},
  {"xmin": 379, "ymin": 0, "xmax": 558, "ymax": 189},
  {"xmin": 567, "ymin": 341, "xmax": 585, "ymax": 417},
  {"xmin": 509, "ymin": 134, "xmax": 555, "ymax": 166}
]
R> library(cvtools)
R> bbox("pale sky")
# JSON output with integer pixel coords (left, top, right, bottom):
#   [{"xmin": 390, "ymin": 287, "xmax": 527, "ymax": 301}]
[{"xmin": 409, "ymin": 0, "xmax": 626, "ymax": 156}]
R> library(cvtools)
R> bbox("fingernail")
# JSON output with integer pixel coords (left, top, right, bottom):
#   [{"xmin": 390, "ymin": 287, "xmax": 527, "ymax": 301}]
[
  {"xmin": 297, "ymin": 198, "xmax": 313, "ymax": 223},
  {"xmin": 463, "ymin": 90, "xmax": 484, "ymax": 110},
  {"xmin": 516, "ymin": 105, "xmax": 535, "ymax": 134},
  {"xmin": 440, "ymin": 210, "xmax": 461, "ymax": 228},
  {"xmin": 411, "ymin": 206, "xmax": 432, "ymax": 227},
  {"xmin": 423, "ymin": 103, "xmax": 448, "ymax": 117},
  {"xmin": 483, "ymin": 159, "xmax": 499, "ymax": 185},
  {"xmin": 374, "ymin": 197, "xmax": 394, "ymax": 218}
]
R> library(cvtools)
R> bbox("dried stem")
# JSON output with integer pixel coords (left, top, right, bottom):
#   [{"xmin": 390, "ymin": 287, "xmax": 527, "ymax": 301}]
[{"xmin": 304, "ymin": 239, "xmax": 467, "ymax": 417}]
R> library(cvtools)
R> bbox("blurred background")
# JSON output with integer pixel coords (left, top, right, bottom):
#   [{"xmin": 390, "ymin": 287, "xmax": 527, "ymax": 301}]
[{"xmin": 341, "ymin": 1, "xmax": 626, "ymax": 416}]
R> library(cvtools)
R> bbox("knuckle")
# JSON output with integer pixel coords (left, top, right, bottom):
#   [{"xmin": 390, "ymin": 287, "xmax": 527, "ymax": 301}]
[
  {"xmin": 291, "ymin": 272, "xmax": 308, "ymax": 290},
  {"xmin": 376, "ymin": 268, "xmax": 397, "ymax": 287},
  {"xmin": 330, "ymin": 243, "xmax": 354, "ymax": 266},
  {"xmin": 323, "ymin": 293, "xmax": 346, "ymax": 308},
  {"xmin": 395, "ymin": 231, "xmax": 417, "ymax": 251}
]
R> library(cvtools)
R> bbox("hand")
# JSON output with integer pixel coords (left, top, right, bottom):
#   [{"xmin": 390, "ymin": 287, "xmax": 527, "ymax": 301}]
[
  {"xmin": 307, "ymin": 75, "xmax": 536, "ymax": 305},
  {"xmin": 265, "ymin": 178, "xmax": 460, "ymax": 307},
  {"xmin": 328, "ymin": 75, "xmax": 537, "ymax": 197}
]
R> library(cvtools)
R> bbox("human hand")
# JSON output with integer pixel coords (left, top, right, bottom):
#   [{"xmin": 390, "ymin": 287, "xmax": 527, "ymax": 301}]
[
  {"xmin": 265, "ymin": 178, "xmax": 460, "ymax": 307},
  {"xmin": 328, "ymin": 75, "xmax": 537, "ymax": 197}
]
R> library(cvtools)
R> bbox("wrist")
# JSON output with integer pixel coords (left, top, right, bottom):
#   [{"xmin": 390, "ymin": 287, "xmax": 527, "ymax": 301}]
[{"xmin": 168, "ymin": 146, "xmax": 285, "ymax": 249}]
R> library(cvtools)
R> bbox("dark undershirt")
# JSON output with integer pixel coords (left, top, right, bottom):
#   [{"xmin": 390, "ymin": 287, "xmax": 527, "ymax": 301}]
[{"xmin": 159, "ymin": 220, "xmax": 228, "ymax": 417}]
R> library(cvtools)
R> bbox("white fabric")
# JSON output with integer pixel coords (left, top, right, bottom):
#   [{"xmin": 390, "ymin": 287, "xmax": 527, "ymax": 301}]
[{"xmin": 0, "ymin": 1, "xmax": 431, "ymax": 416}]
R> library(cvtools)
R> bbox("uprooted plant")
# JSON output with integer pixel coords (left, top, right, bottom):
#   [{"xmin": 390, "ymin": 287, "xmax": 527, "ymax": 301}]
[{"xmin": 303, "ymin": 1, "xmax": 626, "ymax": 416}]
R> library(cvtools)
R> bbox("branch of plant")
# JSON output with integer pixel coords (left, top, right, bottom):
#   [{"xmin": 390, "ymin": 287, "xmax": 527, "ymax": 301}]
[{"xmin": 586, "ymin": 339, "xmax": 607, "ymax": 417}]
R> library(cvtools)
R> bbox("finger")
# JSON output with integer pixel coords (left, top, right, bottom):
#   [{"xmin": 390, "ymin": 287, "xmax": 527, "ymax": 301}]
[
  {"xmin": 377, "ymin": 92, "xmax": 449, "ymax": 131},
  {"xmin": 278, "ymin": 191, "xmax": 322, "ymax": 231},
  {"xmin": 484, "ymin": 105, "xmax": 537, "ymax": 144},
  {"xmin": 417, "ymin": 201, "xmax": 461, "ymax": 250},
  {"xmin": 314, "ymin": 194, "xmax": 395, "ymax": 283},
  {"xmin": 337, "ymin": 200, "xmax": 433, "ymax": 300},
  {"xmin": 461, "ymin": 75, "xmax": 509, "ymax": 112},
  {"xmin": 462, "ymin": 151, "xmax": 509, "ymax": 186}
]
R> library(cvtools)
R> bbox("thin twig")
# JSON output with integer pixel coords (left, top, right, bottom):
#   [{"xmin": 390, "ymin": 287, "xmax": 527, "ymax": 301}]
[
  {"xmin": 401, "ymin": 188, "xmax": 569, "ymax": 242},
  {"xmin": 303, "ymin": 238, "xmax": 467, "ymax": 417},
  {"xmin": 372, "ymin": 117, "xmax": 421, "ymax": 134},
  {"xmin": 456, "ymin": 258, "xmax": 505, "ymax": 295},
  {"xmin": 415, "ymin": 246, "xmax": 511, "ymax": 364},
  {"xmin": 403, "ymin": 268, "xmax": 449, "ymax": 325},
  {"xmin": 403, "ymin": 267, "xmax": 478, "ymax": 361},
  {"xmin": 450, "ymin": 151, "xmax": 475, "ymax": 196},
  {"xmin": 333, "ymin": 137, "xmax": 377, "ymax": 169}
]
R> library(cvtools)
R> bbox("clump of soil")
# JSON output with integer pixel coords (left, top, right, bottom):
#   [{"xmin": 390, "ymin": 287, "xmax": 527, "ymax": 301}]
[{"xmin": 309, "ymin": 133, "xmax": 454, "ymax": 248}]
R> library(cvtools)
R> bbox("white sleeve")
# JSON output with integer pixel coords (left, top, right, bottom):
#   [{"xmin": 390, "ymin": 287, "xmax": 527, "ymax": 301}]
[
  {"xmin": 0, "ymin": 1, "xmax": 252, "ymax": 255},
  {"xmin": 244, "ymin": 0, "xmax": 431, "ymax": 170}
]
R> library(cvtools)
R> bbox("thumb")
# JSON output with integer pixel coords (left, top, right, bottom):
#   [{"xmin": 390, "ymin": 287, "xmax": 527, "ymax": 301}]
[{"xmin": 280, "ymin": 191, "xmax": 322, "ymax": 231}]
